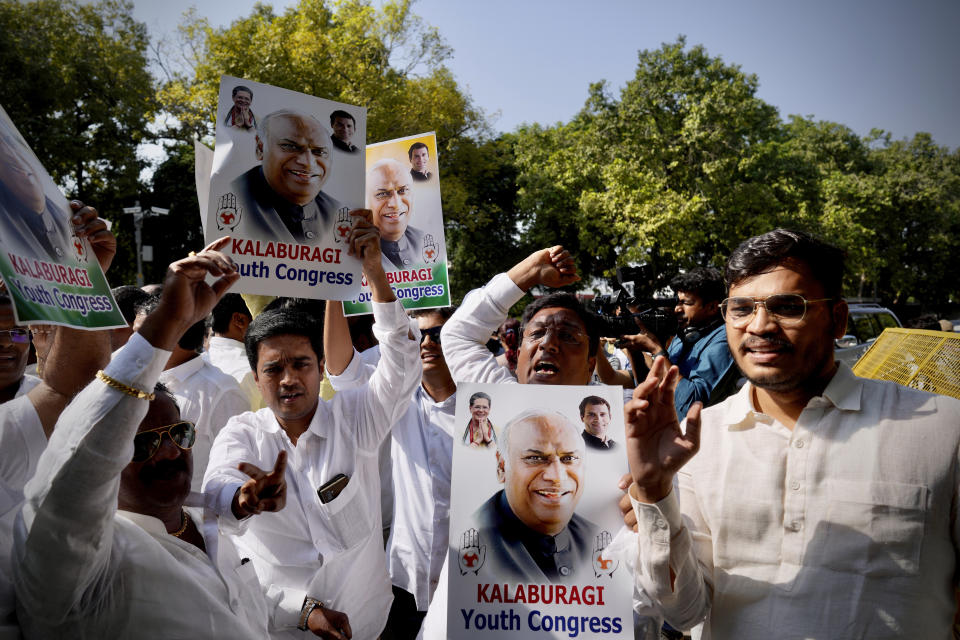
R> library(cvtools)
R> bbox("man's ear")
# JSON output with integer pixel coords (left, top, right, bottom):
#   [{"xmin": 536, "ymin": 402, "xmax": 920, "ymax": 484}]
[
  {"xmin": 255, "ymin": 135, "xmax": 264, "ymax": 161},
  {"xmin": 232, "ymin": 312, "xmax": 250, "ymax": 335},
  {"xmin": 831, "ymin": 299, "xmax": 849, "ymax": 340},
  {"xmin": 705, "ymin": 299, "xmax": 720, "ymax": 317},
  {"xmin": 496, "ymin": 452, "xmax": 505, "ymax": 484}
]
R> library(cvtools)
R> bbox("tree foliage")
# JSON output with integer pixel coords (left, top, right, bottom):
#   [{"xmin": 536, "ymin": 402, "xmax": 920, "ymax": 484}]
[
  {"xmin": 0, "ymin": 0, "xmax": 154, "ymax": 208},
  {"xmin": 156, "ymin": 0, "xmax": 485, "ymax": 144},
  {"xmin": 513, "ymin": 37, "xmax": 960, "ymax": 306}
]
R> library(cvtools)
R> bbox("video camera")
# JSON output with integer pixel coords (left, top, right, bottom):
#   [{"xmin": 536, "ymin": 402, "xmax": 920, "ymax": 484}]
[{"xmin": 590, "ymin": 265, "xmax": 678, "ymax": 345}]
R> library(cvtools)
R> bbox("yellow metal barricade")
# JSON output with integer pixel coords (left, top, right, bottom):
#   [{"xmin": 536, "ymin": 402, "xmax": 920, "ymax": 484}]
[{"xmin": 852, "ymin": 328, "xmax": 960, "ymax": 400}]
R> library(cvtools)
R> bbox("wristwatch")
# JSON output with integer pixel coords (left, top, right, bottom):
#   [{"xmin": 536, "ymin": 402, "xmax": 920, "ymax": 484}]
[{"xmin": 297, "ymin": 596, "xmax": 324, "ymax": 631}]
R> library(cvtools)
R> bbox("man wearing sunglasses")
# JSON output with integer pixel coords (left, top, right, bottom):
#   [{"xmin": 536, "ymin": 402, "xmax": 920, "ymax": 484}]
[
  {"xmin": 13, "ymin": 240, "xmax": 285, "ymax": 639},
  {"xmin": 624, "ymin": 229, "xmax": 960, "ymax": 638}
]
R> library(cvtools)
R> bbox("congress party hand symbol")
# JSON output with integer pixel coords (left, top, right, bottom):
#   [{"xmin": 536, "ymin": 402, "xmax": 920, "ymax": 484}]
[
  {"xmin": 422, "ymin": 234, "xmax": 438, "ymax": 263},
  {"xmin": 459, "ymin": 528, "xmax": 486, "ymax": 576},
  {"xmin": 592, "ymin": 530, "xmax": 618, "ymax": 578},
  {"xmin": 334, "ymin": 208, "xmax": 352, "ymax": 244}
]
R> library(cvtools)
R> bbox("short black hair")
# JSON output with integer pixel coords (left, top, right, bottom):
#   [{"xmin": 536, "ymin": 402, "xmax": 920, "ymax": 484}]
[
  {"xmin": 410, "ymin": 307, "xmax": 455, "ymax": 321},
  {"xmin": 245, "ymin": 308, "xmax": 324, "ymax": 371},
  {"xmin": 111, "ymin": 285, "xmax": 151, "ymax": 325},
  {"xmin": 520, "ymin": 293, "xmax": 601, "ymax": 356},
  {"xmin": 408, "ymin": 142, "xmax": 428, "ymax": 160},
  {"xmin": 210, "ymin": 293, "xmax": 252, "ymax": 335},
  {"xmin": 330, "ymin": 109, "xmax": 355, "ymax": 126},
  {"xmin": 670, "ymin": 267, "xmax": 725, "ymax": 304},
  {"xmin": 137, "ymin": 296, "xmax": 205, "ymax": 353},
  {"xmin": 232, "ymin": 85, "xmax": 253, "ymax": 98},
  {"xmin": 578, "ymin": 395, "xmax": 610, "ymax": 417},
  {"xmin": 725, "ymin": 229, "xmax": 846, "ymax": 299},
  {"xmin": 469, "ymin": 391, "xmax": 491, "ymax": 407}
]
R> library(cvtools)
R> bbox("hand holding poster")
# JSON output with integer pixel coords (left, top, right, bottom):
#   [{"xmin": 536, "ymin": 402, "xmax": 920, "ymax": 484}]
[
  {"xmin": 0, "ymin": 104, "xmax": 124, "ymax": 329},
  {"xmin": 343, "ymin": 132, "xmax": 450, "ymax": 314},
  {"xmin": 206, "ymin": 76, "xmax": 366, "ymax": 299},
  {"xmin": 447, "ymin": 383, "xmax": 633, "ymax": 638}
]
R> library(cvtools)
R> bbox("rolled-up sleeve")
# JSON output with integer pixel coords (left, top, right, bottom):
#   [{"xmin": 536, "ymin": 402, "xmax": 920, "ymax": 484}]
[{"xmin": 441, "ymin": 273, "xmax": 524, "ymax": 386}]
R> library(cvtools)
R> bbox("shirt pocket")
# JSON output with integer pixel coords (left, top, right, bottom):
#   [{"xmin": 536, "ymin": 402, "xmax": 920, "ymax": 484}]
[
  {"xmin": 315, "ymin": 475, "xmax": 373, "ymax": 552},
  {"xmin": 820, "ymin": 479, "xmax": 927, "ymax": 577}
]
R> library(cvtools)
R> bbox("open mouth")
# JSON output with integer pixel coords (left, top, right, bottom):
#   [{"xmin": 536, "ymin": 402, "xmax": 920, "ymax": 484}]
[
  {"xmin": 532, "ymin": 361, "xmax": 560, "ymax": 377},
  {"xmin": 382, "ymin": 209, "xmax": 408, "ymax": 221},
  {"xmin": 533, "ymin": 488, "xmax": 570, "ymax": 502},
  {"xmin": 279, "ymin": 391, "xmax": 303, "ymax": 404},
  {"xmin": 287, "ymin": 169, "xmax": 321, "ymax": 183},
  {"xmin": 741, "ymin": 339, "xmax": 792, "ymax": 363}
]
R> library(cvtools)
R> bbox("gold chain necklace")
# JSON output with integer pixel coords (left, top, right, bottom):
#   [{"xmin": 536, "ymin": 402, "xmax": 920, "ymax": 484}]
[{"xmin": 171, "ymin": 509, "xmax": 189, "ymax": 538}]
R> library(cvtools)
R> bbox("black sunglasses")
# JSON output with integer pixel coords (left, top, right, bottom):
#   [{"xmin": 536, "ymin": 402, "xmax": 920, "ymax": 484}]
[
  {"xmin": 419, "ymin": 326, "xmax": 442, "ymax": 345},
  {"xmin": 132, "ymin": 421, "xmax": 197, "ymax": 463}
]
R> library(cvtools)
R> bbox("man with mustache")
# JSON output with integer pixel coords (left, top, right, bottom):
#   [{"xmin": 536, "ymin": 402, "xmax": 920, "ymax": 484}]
[
  {"xmin": 441, "ymin": 245, "xmax": 598, "ymax": 388},
  {"xmin": 227, "ymin": 110, "xmax": 343, "ymax": 245},
  {"xmin": 203, "ymin": 211, "xmax": 421, "ymax": 639},
  {"xmin": 13, "ymin": 240, "xmax": 285, "ymax": 638},
  {"xmin": 624, "ymin": 229, "xmax": 960, "ymax": 637},
  {"xmin": 470, "ymin": 409, "xmax": 599, "ymax": 583}
]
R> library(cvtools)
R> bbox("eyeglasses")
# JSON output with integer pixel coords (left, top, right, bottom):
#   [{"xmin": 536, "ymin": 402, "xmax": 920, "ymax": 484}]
[
  {"xmin": 720, "ymin": 294, "xmax": 834, "ymax": 328},
  {"xmin": 419, "ymin": 326, "xmax": 442, "ymax": 345},
  {"xmin": 132, "ymin": 421, "xmax": 196, "ymax": 463},
  {"xmin": 522, "ymin": 325, "xmax": 587, "ymax": 346},
  {"xmin": 0, "ymin": 329, "xmax": 29, "ymax": 344}
]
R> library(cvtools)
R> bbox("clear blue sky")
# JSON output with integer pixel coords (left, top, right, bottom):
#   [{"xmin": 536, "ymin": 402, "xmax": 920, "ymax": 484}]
[{"xmin": 132, "ymin": 0, "xmax": 960, "ymax": 148}]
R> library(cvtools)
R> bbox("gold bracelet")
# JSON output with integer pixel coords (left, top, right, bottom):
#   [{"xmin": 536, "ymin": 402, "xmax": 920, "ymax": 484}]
[{"xmin": 95, "ymin": 370, "xmax": 155, "ymax": 401}]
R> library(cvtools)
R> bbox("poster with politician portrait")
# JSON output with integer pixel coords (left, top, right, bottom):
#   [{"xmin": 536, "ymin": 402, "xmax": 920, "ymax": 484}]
[
  {"xmin": 447, "ymin": 383, "xmax": 633, "ymax": 639},
  {"xmin": 0, "ymin": 104, "xmax": 124, "ymax": 329},
  {"xmin": 342, "ymin": 132, "xmax": 450, "ymax": 315},
  {"xmin": 206, "ymin": 76, "xmax": 366, "ymax": 299}
]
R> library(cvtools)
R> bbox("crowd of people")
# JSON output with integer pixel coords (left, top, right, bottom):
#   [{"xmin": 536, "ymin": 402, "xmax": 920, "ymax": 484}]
[{"xmin": 1, "ymin": 201, "xmax": 959, "ymax": 640}]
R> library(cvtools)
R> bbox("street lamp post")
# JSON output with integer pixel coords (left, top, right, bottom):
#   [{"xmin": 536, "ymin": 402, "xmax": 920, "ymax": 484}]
[{"xmin": 122, "ymin": 201, "xmax": 169, "ymax": 286}]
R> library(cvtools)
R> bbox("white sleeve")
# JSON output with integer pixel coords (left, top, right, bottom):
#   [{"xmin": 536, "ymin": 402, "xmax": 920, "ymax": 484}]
[
  {"xmin": 14, "ymin": 333, "xmax": 170, "ymax": 619},
  {"xmin": 0, "ymin": 395, "xmax": 46, "ymax": 492},
  {"xmin": 630, "ymin": 476, "xmax": 712, "ymax": 630},
  {"xmin": 334, "ymin": 300, "xmax": 422, "ymax": 451},
  {"xmin": 440, "ymin": 273, "xmax": 525, "ymax": 385}
]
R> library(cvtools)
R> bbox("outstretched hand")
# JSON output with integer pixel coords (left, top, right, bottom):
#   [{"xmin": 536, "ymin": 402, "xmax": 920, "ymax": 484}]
[
  {"xmin": 624, "ymin": 355, "xmax": 702, "ymax": 503},
  {"xmin": 346, "ymin": 209, "xmax": 381, "ymax": 270},
  {"xmin": 138, "ymin": 237, "xmax": 239, "ymax": 351},
  {"xmin": 232, "ymin": 450, "xmax": 287, "ymax": 519},
  {"xmin": 507, "ymin": 245, "xmax": 579, "ymax": 292}
]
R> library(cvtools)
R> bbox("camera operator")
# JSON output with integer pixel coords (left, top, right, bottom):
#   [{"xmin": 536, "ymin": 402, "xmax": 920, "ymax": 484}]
[{"xmin": 618, "ymin": 267, "xmax": 737, "ymax": 417}]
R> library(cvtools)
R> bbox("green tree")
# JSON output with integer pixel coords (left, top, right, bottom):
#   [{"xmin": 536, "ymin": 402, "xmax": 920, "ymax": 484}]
[
  {"xmin": 156, "ymin": 0, "xmax": 484, "ymax": 144},
  {"xmin": 0, "ymin": 0, "xmax": 154, "ymax": 210}
]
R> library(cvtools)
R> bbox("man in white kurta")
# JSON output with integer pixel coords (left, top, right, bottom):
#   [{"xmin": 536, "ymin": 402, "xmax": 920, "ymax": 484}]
[
  {"xmin": 625, "ymin": 229, "xmax": 960, "ymax": 638},
  {"xmin": 204, "ymin": 216, "xmax": 421, "ymax": 639}
]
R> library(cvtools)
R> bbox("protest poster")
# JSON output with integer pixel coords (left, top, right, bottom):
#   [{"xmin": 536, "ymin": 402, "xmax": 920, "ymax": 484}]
[
  {"xmin": 0, "ymin": 104, "xmax": 125, "ymax": 329},
  {"xmin": 447, "ymin": 383, "xmax": 633, "ymax": 639},
  {"xmin": 342, "ymin": 132, "xmax": 450, "ymax": 315},
  {"xmin": 206, "ymin": 76, "xmax": 366, "ymax": 299}
]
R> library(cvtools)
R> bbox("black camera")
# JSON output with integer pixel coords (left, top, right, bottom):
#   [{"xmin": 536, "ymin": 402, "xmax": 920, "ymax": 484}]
[{"xmin": 590, "ymin": 265, "xmax": 678, "ymax": 345}]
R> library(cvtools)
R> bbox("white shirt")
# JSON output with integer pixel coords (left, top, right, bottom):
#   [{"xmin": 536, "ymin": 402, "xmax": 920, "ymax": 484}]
[
  {"xmin": 630, "ymin": 363, "xmax": 960, "ymax": 638},
  {"xmin": 329, "ymin": 355, "xmax": 456, "ymax": 611},
  {"xmin": 203, "ymin": 335, "xmax": 252, "ymax": 384},
  {"xmin": 1, "ymin": 375, "xmax": 42, "ymax": 636},
  {"xmin": 440, "ymin": 272, "xmax": 526, "ymax": 387},
  {"xmin": 160, "ymin": 355, "xmax": 250, "ymax": 491},
  {"xmin": 203, "ymin": 300, "xmax": 421, "ymax": 639},
  {"xmin": 13, "ymin": 333, "xmax": 270, "ymax": 639}
]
